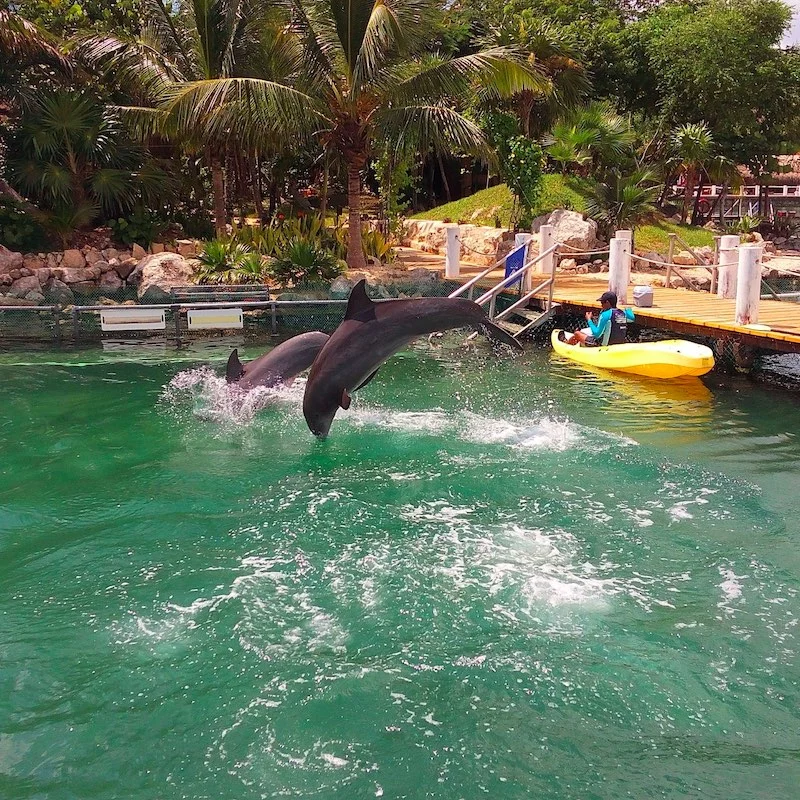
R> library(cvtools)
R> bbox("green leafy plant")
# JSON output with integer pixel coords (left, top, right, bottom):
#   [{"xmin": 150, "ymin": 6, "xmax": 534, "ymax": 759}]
[
  {"xmin": 361, "ymin": 229, "xmax": 395, "ymax": 263},
  {"xmin": 504, "ymin": 137, "xmax": 545, "ymax": 230},
  {"xmin": 196, "ymin": 239, "xmax": 267, "ymax": 284},
  {"xmin": 107, "ymin": 208, "xmax": 167, "ymax": 247},
  {"xmin": 0, "ymin": 200, "xmax": 51, "ymax": 251},
  {"xmin": 724, "ymin": 215, "xmax": 763, "ymax": 236},
  {"xmin": 586, "ymin": 169, "xmax": 661, "ymax": 238},
  {"xmin": 269, "ymin": 239, "xmax": 344, "ymax": 286}
]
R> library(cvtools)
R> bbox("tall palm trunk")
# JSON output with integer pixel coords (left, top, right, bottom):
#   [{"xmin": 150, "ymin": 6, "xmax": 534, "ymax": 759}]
[
  {"xmin": 251, "ymin": 153, "xmax": 264, "ymax": 222},
  {"xmin": 346, "ymin": 161, "xmax": 366, "ymax": 272},
  {"xmin": 211, "ymin": 155, "xmax": 227, "ymax": 237},
  {"xmin": 437, "ymin": 152, "xmax": 452, "ymax": 203},
  {"xmin": 319, "ymin": 153, "xmax": 329, "ymax": 219},
  {"xmin": 681, "ymin": 165, "xmax": 696, "ymax": 224}
]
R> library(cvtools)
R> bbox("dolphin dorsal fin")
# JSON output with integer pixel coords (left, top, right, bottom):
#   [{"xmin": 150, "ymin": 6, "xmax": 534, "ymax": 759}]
[
  {"xmin": 226, "ymin": 349, "xmax": 245, "ymax": 383},
  {"xmin": 344, "ymin": 280, "xmax": 376, "ymax": 320}
]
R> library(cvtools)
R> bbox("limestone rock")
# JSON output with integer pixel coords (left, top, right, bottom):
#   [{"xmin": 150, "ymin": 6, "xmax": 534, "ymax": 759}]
[
  {"xmin": 9, "ymin": 275, "xmax": 42, "ymax": 298},
  {"xmin": 117, "ymin": 250, "xmax": 132, "ymax": 262},
  {"xmin": 672, "ymin": 250, "xmax": 696, "ymax": 266},
  {"xmin": 57, "ymin": 267, "xmax": 97, "ymax": 284},
  {"xmin": 151, "ymin": 242, "xmax": 165, "ymax": 254},
  {"xmin": 114, "ymin": 258, "xmax": 137, "ymax": 280},
  {"xmin": 99, "ymin": 297, "xmax": 120, "ymax": 305},
  {"xmin": 102, "ymin": 248, "xmax": 119, "ymax": 261},
  {"xmin": 25, "ymin": 290, "xmax": 45, "ymax": 303},
  {"xmin": 132, "ymin": 243, "xmax": 147, "ymax": 259},
  {"xmin": 99, "ymin": 270, "xmax": 124, "ymax": 290},
  {"xmin": 407, "ymin": 267, "xmax": 440, "ymax": 283},
  {"xmin": 136, "ymin": 252, "xmax": 194, "ymax": 300},
  {"xmin": 35, "ymin": 267, "xmax": 51, "ymax": 283},
  {"xmin": 46, "ymin": 252, "xmax": 62, "ymax": 269},
  {"xmin": 0, "ymin": 245, "xmax": 23, "ymax": 273},
  {"xmin": 23, "ymin": 254, "xmax": 45, "ymax": 271},
  {"xmin": 92, "ymin": 260, "xmax": 111, "ymax": 274},
  {"xmin": 71, "ymin": 281, "xmax": 97, "ymax": 294},
  {"xmin": 330, "ymin": 276, "xmax": 356, "ymax": 298},
  {"xmin": 0, "ymin": 295, "xmax": 35, "ymax": 306},
  {"xmin": 559, "ymin": 258, "xmax": 577, "ymax": 271},
  {"xmin": 62, "ymin": 249, "xmax": 86, "ymax": 269},
  {"xmin": 19, "ymin": 267, "xmax": 32, "ymax": 277},
  {"xmin": 84, "ymin": 248, "xmax": 103, "ymax": 265},
  {"xmin": 0, "ymin": 273, "xmax": 12, "ymax": 286},
  {"xmin": 531, "ymin": 209, "xmax": 603, "ymax": 252},
  {"xmin": 176, "ymin": 239, "xmax": 196, "ymax": 257},
  {"xmin": 46, "ymin": 279, "xmax": 74, "ymax": 304}
]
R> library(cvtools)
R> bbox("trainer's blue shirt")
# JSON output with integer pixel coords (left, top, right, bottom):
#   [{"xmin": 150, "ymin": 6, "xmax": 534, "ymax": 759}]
[{"xmin": 588, "ymin": 307, "xmax": 635, "ymax": 340}]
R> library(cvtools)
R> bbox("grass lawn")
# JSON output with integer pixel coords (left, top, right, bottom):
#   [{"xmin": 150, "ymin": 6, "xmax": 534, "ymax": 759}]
[
  {"xmin": 410, "ymin": 175, "xmax": 715, "ymax": 255},
  {"xmin": 634, "ymin": 220, "xmax": 715, "ymax": 254},
  {"xmin": 410, "ymin": 175, "xmax": 590, "ymax": 228}
]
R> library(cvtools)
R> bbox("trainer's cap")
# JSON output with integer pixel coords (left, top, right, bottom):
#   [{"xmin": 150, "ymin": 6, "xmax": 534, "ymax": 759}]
[{"xmin": 597, "ymin": 291, "xmax": 617, "ymax": 305}]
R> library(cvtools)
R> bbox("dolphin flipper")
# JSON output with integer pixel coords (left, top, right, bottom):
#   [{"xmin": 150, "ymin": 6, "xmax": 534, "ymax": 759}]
[
  {"xmin": 226, "ymin": 349, "xmax": 246, "ymax": 382},
  {"xmin": 479, "ymin": 321, "xmax": 524, "ymax": 352},
  {"xmin": 354, "ymin": 368, "xmax": 380, "ymax": 391}
]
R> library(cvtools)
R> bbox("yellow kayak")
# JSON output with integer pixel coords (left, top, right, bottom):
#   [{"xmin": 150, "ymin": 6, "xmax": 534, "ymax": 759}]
[{"xmin": 551, "ymin": 330, "xmax": 715, "ymax": 378}]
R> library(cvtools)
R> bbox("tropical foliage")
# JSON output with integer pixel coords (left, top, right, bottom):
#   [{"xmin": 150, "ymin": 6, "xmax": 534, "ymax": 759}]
[{"xmin": 2, "ymin": 0, "xmax": 800, "ymax": 265}]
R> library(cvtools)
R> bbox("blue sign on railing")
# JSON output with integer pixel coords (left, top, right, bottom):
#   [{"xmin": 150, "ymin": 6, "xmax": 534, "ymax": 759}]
[{"xmin": 504, "ymin": 244, "xmax": 526, "ymax": 288}]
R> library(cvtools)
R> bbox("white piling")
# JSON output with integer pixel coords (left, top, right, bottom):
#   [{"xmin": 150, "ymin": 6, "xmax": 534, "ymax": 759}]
[
  {"xmin": 735, "ymin": 244, "xmax": 762, "ymax": 326},
  {"xmin": 615, "ymin": 229, "xmax": 632, "ymax": 242},
  {"xmin": 515, "ymin": 232, "xmax": 533, "ymax": 291},
  {"xmin": 539, "ymin": 224, "xmax": 555, "ymax": 275},
  {"xmin": 608, "ymin": 237, "xmax": 631, "ymax": 304},
  {"xmin": 445, "ymin": 224, "xmax": 460, "ymax": 279},
  {"xmin": 717, "ymin": 234, "xmax": 739, "ymax": 299}
]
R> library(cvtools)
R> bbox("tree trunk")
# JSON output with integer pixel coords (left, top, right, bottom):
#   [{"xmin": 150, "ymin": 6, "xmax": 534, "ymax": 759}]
[
  {"xmin": 346, "ymin": 160, "xmax": 367, "ymax": 272},
  {"xmin": 437, "ymin": 151, "xmax": 452, "ymax": 203},
  {"xmin": 251, "ymin": 153, "xmax": 264, "ymax": 223},
  {"xmin": 691, "ymin": 176, "xmax": 706, "ymax": 225},
  {"xmin": 211, "ymin": 156, "xmax": 227, "ymax": 237},
  {"xmin": 719, "ymin": 183, "xmax": 728, "ymax": 226},
  {"xmin": 319, "ymin": 153, "xmax": 329, "ymax": 219},
  {"xmin": 681, "ymin": 166, "xmax": 696, "ymax": 224},
  {"xmin": 0, "ymin": 177, "xmax": 39, "ymax": 214}
]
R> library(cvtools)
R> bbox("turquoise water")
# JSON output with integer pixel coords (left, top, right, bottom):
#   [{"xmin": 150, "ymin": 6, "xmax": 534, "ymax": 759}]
[{"xmin": 1, "ymin": 338, "xmax": 799, "ymax": 799}]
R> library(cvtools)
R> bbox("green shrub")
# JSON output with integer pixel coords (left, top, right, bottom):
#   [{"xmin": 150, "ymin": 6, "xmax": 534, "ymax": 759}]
[
  {"xmin": 0, "ymin": 201, "xmax": 51, "ymax": 251},
  {"xmin": 172, "ymin": 208, "xmax": 215, "ymax": 240},
  {"xmin": 269, "ymin": 238, "xmax": 344, "ymax": 285},
  {"xmin": 361, "ymin": 228, "xmax": 395, "ymax": 263},
  {"xmin": 108, "ymin": 208, "xmax": 167, "ymax": 247},
  {"xmin": 196, "ymin": 239, "xmax": 269, "ymax": 284}
]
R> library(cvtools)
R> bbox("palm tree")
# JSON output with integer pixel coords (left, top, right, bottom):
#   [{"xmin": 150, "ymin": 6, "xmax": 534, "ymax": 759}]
[
  {"xmin": 669, "ymin": 122, "xmax": 714, "ymax": 224},
  {"xmin": 545, "ymin": 102, "xmax": 635, "ymax": 175},
  {"xmin": 6, "ymin": 90, "xmax": 171, "ymax": 240},
  {"xmin": 0, "ymin": 9, "xmax": 71, "ymax": 209},
  {"xmin": 276, "ymin": 0, "xmax": 547, "ymax": 270},
  {"xmin": 75, "ymin": 0, "xmax": 314, "ymax": 236},
  {"xmin": 585, "ymin": 168, "xmax": 661, "ymax": 238}
]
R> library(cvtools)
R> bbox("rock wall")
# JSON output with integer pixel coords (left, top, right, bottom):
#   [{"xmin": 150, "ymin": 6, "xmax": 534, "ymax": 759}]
[
  {"xmin": 402, "ymin": 220, "xmax": 518, "ymax": 267},
  {"xmin": 0, "ymin": 240, "xmax": 200, "ymax": 306}
]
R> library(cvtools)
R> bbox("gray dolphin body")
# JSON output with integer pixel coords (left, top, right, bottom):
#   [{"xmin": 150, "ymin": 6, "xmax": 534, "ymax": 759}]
[
  {"xmin": 302, "ymin": 280, "xmax": 522, "ymax": 437},
  {"xmin": 226, "ymin": 331, "xmax": 330, "ymax": 391}
]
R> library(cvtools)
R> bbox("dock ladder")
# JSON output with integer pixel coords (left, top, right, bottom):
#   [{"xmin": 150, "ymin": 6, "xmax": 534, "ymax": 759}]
[{"xmin": 448, "ymin": 241, "xmax": 562, "ymax": 339}]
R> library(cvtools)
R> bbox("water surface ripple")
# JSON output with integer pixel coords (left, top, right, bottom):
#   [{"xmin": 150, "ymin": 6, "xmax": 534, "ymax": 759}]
[{"xmin": 1, "ymin": 340, "xmax": 799, "ymax": 799}]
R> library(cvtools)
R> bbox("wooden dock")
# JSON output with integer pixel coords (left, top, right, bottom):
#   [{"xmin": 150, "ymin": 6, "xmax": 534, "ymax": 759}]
[{"xmin": 455, "ymin": 266, "xmax": 800, "ymax": 354}]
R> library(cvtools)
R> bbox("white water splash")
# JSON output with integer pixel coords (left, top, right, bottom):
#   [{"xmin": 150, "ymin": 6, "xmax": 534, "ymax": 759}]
[{"xmin": 159, "ymin": 366, "xmax": 302, "ymax": 426}]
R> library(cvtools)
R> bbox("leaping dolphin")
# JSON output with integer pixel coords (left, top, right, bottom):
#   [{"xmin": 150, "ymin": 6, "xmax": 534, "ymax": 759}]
[
  {"xmin": 226, "ymin": 331, "xmax": 330, "ymax": 391},
  {"xmin": 302, "ymin": 280, "xmax": 522, "ymax": 437}
]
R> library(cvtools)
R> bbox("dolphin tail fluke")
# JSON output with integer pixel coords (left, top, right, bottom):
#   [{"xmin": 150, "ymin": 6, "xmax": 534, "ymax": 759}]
[
  {"xmin": 479, "ymin": 321, "xmax": 524, "ymax": 352},
  {"xmin": 226, "ymin": 349, "xmax": 245, "ymax": 382}
]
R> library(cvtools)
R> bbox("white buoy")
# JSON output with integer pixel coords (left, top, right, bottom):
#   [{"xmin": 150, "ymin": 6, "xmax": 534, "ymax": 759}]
[
  {"xmin": 608, "ymin": 237, "xmax": 631, "ymax": 304},
  {"xmin": 515, "ymin": 232, "xmax": 533, "ymax": 291},
  {"xmin": 735, "ymin": 244, "xmax": 762, "ymax": 326},
  {"xmin": 717, "ymin": 234, "xmax": 739, "ymax": 299},
  {"xmin": 445, "ymin": 224, "xmax": 460, "ymax": 279},
  {"xmin": 539, "ymin": 224, "xmax": 555, "ymax": 275}
]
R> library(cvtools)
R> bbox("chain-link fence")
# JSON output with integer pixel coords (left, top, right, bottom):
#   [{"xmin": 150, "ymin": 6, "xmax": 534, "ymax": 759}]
[{"xmin": 0, "ymin": 278, "xmax": 469, "ymax": 344}]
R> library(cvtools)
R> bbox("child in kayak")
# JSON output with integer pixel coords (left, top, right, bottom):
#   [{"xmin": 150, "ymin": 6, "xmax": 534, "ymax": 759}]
[{"xmin": 566, "ymin": 291, "xmax": 635, "ymax": 346}]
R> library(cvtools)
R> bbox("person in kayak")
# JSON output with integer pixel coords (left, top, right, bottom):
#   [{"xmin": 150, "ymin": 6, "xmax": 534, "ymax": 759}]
[{"xmin": 565, "ymin": 291, "xmax": 635, "ymax": 346}]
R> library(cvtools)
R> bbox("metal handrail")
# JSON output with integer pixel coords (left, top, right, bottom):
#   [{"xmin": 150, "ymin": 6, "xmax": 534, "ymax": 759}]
[
  {"xmin": 447, "ymin": 241, "xmax": 528, "ymax": 299},
  {"xmin": 474, "ymin": 242, "xmax": 560, "ymax": 306},
  {"xmin": 493, "ymin": 278, "xmax": 555, "ymax": 321}
]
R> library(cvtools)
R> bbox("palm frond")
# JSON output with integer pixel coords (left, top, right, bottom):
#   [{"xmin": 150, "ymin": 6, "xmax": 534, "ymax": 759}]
[
  {"xmin": 375, "ymin": 104, "xmax": 490, "ymax": 160},
  {"xmin": 159, "ymin": 78, "xmax": 323, "ymax": 146},
  {"xmin": 388, "ymin": 47, "xmax": 549, "ymax": 106},
  {"xmin": 0, "ymin": 10, "xmax": 71, "ymax": 72}
]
